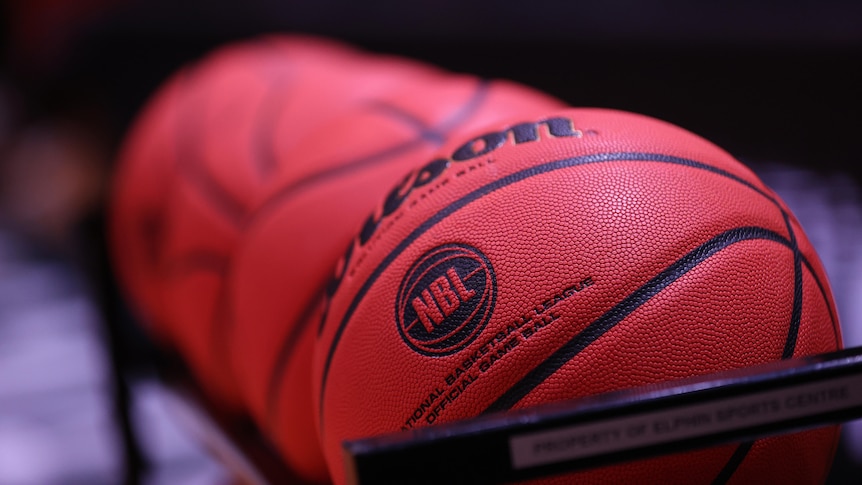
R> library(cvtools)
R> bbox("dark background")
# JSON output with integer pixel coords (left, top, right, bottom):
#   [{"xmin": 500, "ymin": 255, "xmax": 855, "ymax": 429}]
[{"xmin": 5, "ymin": 0, "xmax": 862, "ymax": 178}]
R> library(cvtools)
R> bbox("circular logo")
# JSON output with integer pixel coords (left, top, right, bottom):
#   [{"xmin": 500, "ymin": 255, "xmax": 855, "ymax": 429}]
[{"xmin": 396, "ymin": 244, "xmax": 496, "ymax": 356}]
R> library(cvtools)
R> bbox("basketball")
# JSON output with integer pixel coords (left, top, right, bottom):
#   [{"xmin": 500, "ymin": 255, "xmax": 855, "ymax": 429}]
[
  {"xmin": 110, "ymin": 33, "xmax": 465, "ymax": 406},
  {"xmin": 227, "ymin": 56, "xmax": 564, "ymax": 483},
  {"xmin": 111, "ymin": 34, "xmax": 393, "ymax": 407},
  {"xmin": 313, "ymin": 108, "xmax": 842, "ymax": 484},
  {"xmin": 111, "ymin": 34, "xmax": 564, "ymax": 482}
]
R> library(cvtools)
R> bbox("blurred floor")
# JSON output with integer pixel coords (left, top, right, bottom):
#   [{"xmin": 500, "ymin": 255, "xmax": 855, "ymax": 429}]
[
  {"xmin": 0, "ymin": 231, "xmax": 230, "ymax": 485},
  {"xmin": 0, "ymin": 162, "xmax": 860, "ymax": 484}
]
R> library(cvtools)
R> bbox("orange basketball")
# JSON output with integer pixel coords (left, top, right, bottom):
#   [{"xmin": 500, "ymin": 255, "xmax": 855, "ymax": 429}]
[
  {"xmin": 111, "ymin": 34, "xmax": 445, "ymax": 406},
  {"xmin": 227, "ymin": 57, "xmax": 564, "ymax": 483},
  {"xmin": 111, "ymin": 34, "xmax": 564, "ymax": 482},
  {"xmin": 313, "ymin": 108, "xmax": 842, "ymax": 484}
]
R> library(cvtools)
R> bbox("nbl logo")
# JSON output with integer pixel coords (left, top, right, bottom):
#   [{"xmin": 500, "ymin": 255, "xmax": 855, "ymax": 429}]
[{"xmin": 396, "ymin": 244, "xmax": 496, "ymax": 356}]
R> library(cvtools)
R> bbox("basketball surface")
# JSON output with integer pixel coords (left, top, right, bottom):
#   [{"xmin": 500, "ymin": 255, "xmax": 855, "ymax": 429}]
[
  {"xmin": 313, "ymin": 108, "xmax": 842, "ymax": 484},
  {"xmin": 111, "ymin": 35, "xmax": 396, "ymax": 407},
  {"xmin": 227, "ymin": 69, "xmax": 564, "ymax": 482},
  {"xmin": 111, "ymin": 34, "xmax": 564, "ymax": 482}
]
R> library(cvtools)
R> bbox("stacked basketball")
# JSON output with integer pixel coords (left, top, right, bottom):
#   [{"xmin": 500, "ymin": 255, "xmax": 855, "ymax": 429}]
[
  {"xmin": 110, "ymin": 35, "xmax": 564, "ymax": 482},
  {"xmin": 111, "ymin": 36, "xmax": 841, "ymax": 484}
]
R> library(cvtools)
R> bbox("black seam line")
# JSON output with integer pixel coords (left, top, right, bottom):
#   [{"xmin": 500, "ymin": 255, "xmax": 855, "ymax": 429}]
[
  {"xmin": 712, "ymin": 211, "xmax": 807, "ymax": 485},
  {"xmin": 243, "ymin": 137, "xmax": 429, "ymax": 233},
  {"xmin": 780, "ymin": 209, "xmax": 803, "ymax": 359},
  {"xmin": 364, "ymin": 101, "xmax": 443, "ymax": 144},
  {"xmin": 253, "ymin": 76, "xmax": 293, "ymax": 178},
  {"xmin": 175, "ymin": 70, "xmax": 250, "ymax": 228},
  {"xmin": 436, "ymin": 78, "xmax": 492, "ymax": 133},
  {"xmin": 317, "ymin": 151, "xmax": 777, "ymax": 426},
  {"xmin": 264, "ymin": 287, "xmax": 326, "ymax": 427},
  {"xmin": 199, "ymin": 133, "xmax": 426, "ymax": 377},
  {"xmin": 248, "ymin": 79, "xmax": 496, "ymax": 425},
  {"xmin": 802, "ymin": 248, "xmax": 841, "ymax": 345},
  {"xmin": 712, "ymin": 440, "xmax": 755, "ymax": 485},
  {"xmin": 243, "ymin": 78, "xmax": 493, "ymax": 232},
  {"xmin": 801, "ymin": 255, "xmax": 841, "ymax": 348},
  {"xmin": 483, "ymin": 226, "xmax": 791, "ymax": 414}
]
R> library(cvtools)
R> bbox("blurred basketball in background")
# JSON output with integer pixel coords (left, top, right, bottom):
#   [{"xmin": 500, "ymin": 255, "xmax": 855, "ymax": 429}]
[
  {"xmin": 111, "ymin": 35, "xmax": 446, "ymax": 407},
  {"xmin": 313, "ymin": 108, "xmax": 842, "ymax": 484},
  {"xmin": 110, "ymin": 34, "xmax": 564, "ymax": 482}
]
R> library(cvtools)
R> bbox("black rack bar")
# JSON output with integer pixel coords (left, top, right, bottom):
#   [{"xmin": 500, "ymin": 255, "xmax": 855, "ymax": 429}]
[{"xmin": 344, "ymin": 346, "xmax": 862, "ymax": 485}]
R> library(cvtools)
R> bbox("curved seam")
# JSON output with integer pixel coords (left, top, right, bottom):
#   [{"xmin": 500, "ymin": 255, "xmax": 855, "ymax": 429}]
[
  {"xmin": 256, "ymin": 80, "xmax": 495, "ymax": 429},
  {"xmin": 316, "ymin": 151, "xmax": 785, "ymax": 428},
  {"xmin": 482, "ymin": 227, "xmax": 792, "ymax": 413},
  {"xmin": 174, "ymin": 69, "xmax": 250, "ymax": 227},
  {"xmin": 252, "ymin": 75, "xmax": 294, "ymax": 178}
]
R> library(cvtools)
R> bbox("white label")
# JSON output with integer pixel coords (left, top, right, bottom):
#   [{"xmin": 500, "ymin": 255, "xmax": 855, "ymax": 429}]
[{"xmin": 509, "ymin": 373, "xmax": 862, "ymax": 469}]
